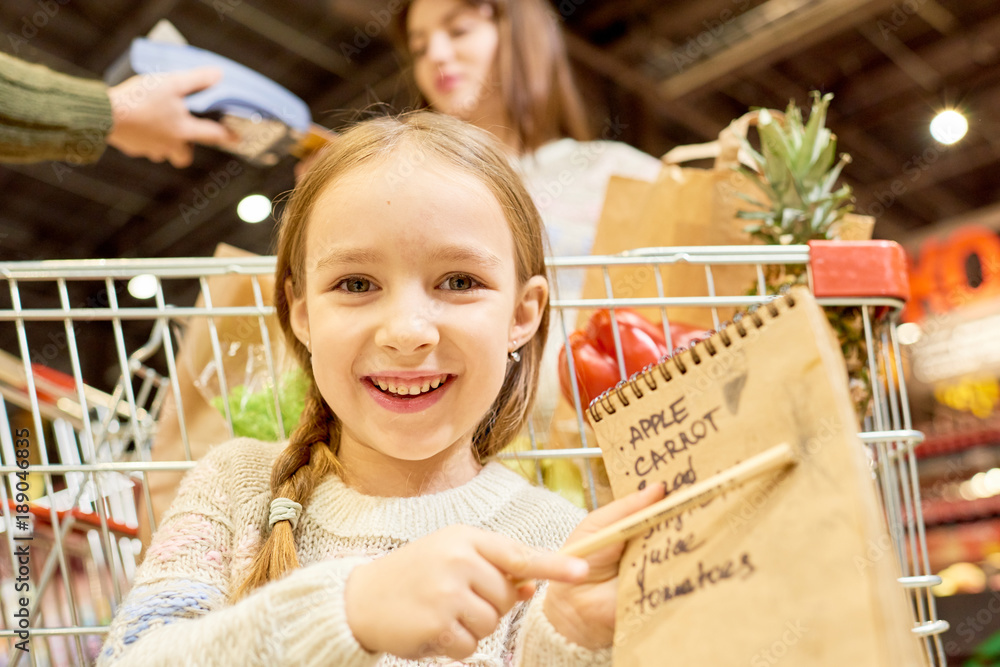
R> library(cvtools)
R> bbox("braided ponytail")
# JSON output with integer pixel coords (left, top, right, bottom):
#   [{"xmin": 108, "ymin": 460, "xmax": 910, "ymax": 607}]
[{"xmin": 231, "ymin": 382, "xmax": 339, "ymax": 600}]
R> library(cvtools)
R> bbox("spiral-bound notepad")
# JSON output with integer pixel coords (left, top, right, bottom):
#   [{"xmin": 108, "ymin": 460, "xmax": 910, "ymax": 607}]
[{"xmin": 590, "ymin": 288, "xmax": 925, "ymax": 666}]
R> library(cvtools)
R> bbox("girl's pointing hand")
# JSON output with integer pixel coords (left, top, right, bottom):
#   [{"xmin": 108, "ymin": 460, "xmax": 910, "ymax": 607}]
[
  {"xmin": 344, "ymin": 524, "xmax": 589, "ymax": 660},
  {"xmin": 543, "ymin": 482, "xmax": 666, "ymax": 650}
]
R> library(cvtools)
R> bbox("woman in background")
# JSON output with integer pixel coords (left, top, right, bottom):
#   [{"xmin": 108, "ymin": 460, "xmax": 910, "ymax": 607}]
[{"xmin": 396, "ymin": 0, "xmax": 662, "ymax": 262}]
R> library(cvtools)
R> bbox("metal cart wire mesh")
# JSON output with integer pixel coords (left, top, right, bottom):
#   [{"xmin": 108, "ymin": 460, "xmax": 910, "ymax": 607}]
[{"xmin": 0, "ymin": 246, "xmax": 947, "ymax": 666}]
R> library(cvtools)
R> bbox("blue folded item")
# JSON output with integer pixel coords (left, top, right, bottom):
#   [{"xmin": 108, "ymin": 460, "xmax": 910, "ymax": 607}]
[{"xmin": 105, "ymin": 38, "xmax": 313, "ymax": 165}]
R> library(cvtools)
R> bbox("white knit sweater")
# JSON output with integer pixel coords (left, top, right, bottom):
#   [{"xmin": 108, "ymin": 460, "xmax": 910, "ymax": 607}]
[
  {"xmin": 515, "ymin": 137, "xmax": 662, "ymax": 263},
  {"xmin": 97, "ymin": 438, "xmax": 611, "ymax": 666}
]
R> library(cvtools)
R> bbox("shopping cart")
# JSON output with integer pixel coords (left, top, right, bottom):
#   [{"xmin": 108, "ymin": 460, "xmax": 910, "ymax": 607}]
[{"xmin": 0, "ymin": 245, "xmax": 947, "ymax": 666}]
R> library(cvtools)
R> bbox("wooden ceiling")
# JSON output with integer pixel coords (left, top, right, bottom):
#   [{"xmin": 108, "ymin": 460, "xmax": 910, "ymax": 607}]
[
  {"xmin": 0, "ymin": 0, "xmax": 998, "ymax": 388},
  {"xmin": 2, "ymin": 0, "xmax": 998, "ymax": 261}
]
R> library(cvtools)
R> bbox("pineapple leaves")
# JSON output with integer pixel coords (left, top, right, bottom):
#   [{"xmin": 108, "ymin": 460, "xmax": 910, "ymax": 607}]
[{"xmin": 734, "ymin": 91, "xmax": 856, "ymax": 246}]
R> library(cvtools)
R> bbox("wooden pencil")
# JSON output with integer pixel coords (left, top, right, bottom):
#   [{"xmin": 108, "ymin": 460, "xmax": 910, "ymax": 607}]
[{"xmin": 561, "ymin": 443, "xmax": 796, "ymax": 559}]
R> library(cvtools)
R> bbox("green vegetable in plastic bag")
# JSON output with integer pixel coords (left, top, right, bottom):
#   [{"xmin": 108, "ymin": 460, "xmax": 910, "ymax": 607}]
[{"xmin": 211, "ymin": 367, "xmax": 308, "ymax": 441}]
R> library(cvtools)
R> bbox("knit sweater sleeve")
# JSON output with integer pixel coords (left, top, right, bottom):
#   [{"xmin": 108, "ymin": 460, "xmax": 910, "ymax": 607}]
[
  {"xmin": 489, "ymin": 479, "xmax": 613, "ymax": 667},
  {"xmin": 97, "ymin": 441, "xmax": 381, "ymax": 667},
  {"xmin": 510, "ymin": 585, "xmax": 613, "ymax": 667},
  {"xmin": 0, "ymin": 52, "xmax": 111, "ymax": 164}
]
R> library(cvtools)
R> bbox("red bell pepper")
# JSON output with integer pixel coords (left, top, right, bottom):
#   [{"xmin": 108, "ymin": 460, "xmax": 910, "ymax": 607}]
[{"xmin": 558, "ymin": 309, "xmax": 707, "ymax": 407}]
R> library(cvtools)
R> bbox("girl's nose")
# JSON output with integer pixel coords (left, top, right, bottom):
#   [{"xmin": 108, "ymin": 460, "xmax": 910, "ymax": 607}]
[
  {"xmin": 374, "ymin": 295, "xmax": 441, "ymax": 355},
  {"xmin": 424, "ymin": 31, "xmax": 454, "ymax": 64}
]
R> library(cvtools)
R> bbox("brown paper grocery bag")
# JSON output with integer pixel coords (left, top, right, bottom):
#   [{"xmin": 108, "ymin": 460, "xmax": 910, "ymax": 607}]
[
  {"xmin": 581, "ymin": 111, "xmax": 771, "ymax": 331},
  {"xmin": 555, "ymin": 114, "xmax": 766, "ymax": 507},
  {"xmin": 139, "ymin": 243, "xmax": 286, "ymax": 547},
  {"xmin": 589, "ymin": 289, "xmax": 925, "ymax": 666}
]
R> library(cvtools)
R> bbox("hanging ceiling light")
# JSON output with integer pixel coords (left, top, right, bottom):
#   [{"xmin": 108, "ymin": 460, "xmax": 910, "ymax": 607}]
[
  {"xmin": 237, "ymin": 194, "xmax": 272, "ymax": 223},
  {"xmin": 929, "ymin": 109, "xmax": 968, "ymax": 145},
  {"xmin": 128, "ymin": 274, "xmax": 158, "ymax": 300}
]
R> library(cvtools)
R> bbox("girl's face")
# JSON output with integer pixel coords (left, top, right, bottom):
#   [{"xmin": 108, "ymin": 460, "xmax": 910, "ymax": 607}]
[
  {"xmin": 407, "ymin": 0, "xmax": 500, "ymax": 121},
  {"xmin": 288, "ymin": 153, "xmax": 546, "ymax": 482}
]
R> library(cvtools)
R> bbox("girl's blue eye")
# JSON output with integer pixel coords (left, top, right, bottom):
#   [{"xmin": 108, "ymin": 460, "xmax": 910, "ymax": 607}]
[
  {"xmin": 338, "ymin": 277, "xmax": 372, "ymax": 293},
  {"xmin": 442, "ymin": 274, "xmax": 478, "ymax": 291}
]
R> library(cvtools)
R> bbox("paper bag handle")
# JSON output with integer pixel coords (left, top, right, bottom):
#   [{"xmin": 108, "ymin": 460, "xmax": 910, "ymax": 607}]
[{"xmin": 660, "ymin": 109, "xmax": 786, "ymax": 172}]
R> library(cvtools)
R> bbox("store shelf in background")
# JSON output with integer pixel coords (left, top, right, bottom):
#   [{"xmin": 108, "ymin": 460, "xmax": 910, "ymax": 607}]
[
  {"xmin": 925, "ymin": 519, "xmax": 1000, "ymax": 573},
  {"xmin": 923, "ymin": 497, "xmax": 1000, "ymax": 527},
  {"xmin": 917, "ymin": 426, "xmax": 1000, "ymax": 460}
]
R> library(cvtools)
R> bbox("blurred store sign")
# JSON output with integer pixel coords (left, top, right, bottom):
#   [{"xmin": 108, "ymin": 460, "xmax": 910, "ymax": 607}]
[
  {"xmin": 908, "ymin": 225, "xmax": 1000, "ymax": 322},
  {"xmin": 907, "ymin": 299, "xmax": 1000, "ymax": 386},
  {"xmin": 908, "ymin": 302, "xmax": 1000, "ymax": 385},
  {"xmin": 934, "ymin": 379, "xmax": 1000, "ymax": 419}
]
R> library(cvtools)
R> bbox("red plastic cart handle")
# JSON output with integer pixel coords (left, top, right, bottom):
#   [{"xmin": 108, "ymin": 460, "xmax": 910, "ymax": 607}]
[
  {"xmin": 6, "ymin": 499, "xmax": 138, "ymax": 537},
  {"xmin": 808, "ymin": 240, "xmax": 910, "ymax": 302}
]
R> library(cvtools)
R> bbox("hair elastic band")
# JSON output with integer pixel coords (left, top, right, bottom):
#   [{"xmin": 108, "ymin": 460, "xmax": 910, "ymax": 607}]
[{"xmin": 268, "ymin": 497, "xmax": 303, "ymax": 529}]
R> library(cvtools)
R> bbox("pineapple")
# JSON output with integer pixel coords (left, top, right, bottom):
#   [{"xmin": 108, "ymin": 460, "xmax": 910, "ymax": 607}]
[{"xmin": 735, "ymin": 91, "xmax": 872, "ymax": 421}]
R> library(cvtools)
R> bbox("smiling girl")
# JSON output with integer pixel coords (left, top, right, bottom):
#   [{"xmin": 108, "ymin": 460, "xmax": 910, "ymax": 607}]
[{"xmin": 97, "ymin": 112, "xmax": 663, "ymax": 666}]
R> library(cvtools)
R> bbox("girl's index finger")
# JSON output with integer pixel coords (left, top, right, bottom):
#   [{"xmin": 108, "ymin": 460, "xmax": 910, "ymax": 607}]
[{"xmin": 473, "ymin": 532, "xmax": 589, "ymax": 584}]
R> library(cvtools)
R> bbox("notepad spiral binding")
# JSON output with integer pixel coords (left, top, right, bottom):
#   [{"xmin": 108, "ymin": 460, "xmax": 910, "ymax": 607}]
[{"xmin": 587, "ymin": 291, "xmax": 797, "ymax": 423}]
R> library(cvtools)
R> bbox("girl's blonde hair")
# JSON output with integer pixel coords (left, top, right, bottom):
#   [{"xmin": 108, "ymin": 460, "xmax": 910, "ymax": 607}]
[
  {"xmin": 233, "ymin": 111, "xmax": 549, "ymax": 599},
  {"xmin": 392, "ymin": 0, "xmax": 591, "ymax": 152}
]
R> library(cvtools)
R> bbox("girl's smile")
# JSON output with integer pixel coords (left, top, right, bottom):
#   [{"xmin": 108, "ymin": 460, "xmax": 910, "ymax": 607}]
[{"xmin": 362, "ymin": 372, "xmax": 455, "ymax": 414}]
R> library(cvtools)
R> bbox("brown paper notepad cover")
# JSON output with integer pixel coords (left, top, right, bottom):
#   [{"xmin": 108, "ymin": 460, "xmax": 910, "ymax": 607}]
[{"xmin": 590, "ymin": 288, "xmax": 924, "ymax": 666}]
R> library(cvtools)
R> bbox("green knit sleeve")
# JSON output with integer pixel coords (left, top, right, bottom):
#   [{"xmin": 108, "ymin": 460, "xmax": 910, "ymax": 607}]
[{"xmin": 0, "ymin": 52, "xmax": 112, "ymax": 164}]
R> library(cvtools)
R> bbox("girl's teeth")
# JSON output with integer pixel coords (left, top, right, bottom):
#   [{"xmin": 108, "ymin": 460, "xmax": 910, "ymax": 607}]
[{"xmin": 373, "ymin": 376, "xmax": 447, "ymax": 395}]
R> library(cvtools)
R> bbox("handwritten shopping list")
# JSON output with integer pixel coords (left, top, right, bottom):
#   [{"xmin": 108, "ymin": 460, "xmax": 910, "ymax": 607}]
[
  {"xmin": 592, "ymin": 292, "xmax": 926, "ymax": 666},
  {"xmin": 610, "ymin": 386, "xmax": 764, "ymax": 631}
]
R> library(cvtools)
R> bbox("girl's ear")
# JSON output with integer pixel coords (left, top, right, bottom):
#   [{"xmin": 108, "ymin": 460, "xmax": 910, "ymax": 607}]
[
  {"xmin": 509, "ymin": 275, "xmax": 548, "ymax": 346},
  {"xmin": 285, "ymin": 278, "xmax": 311, "ymax": 349}
]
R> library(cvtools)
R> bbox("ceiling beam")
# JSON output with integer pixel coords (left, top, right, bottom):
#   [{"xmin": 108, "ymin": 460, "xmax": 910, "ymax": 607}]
[
  {"xmin": 853, "ymin": 140, "xmax": 1000, "ymax": 203},
  {"xmin": 658, "ymin": 0, "xmax": 901, "ymax": 100},
  {"xmin": 133, "ymin": 168, "xmax": 260, "ymax": 257},
  {"xmin": 837, "ymin": 12, "xmax": 1000, "ymax": 118},
  {"xmin": 309, "ymin": 50, "xmax": 410, "ymax": 125},
  {"xmin": 563, "ymin": 33, "xmax": 722, "ymax": 140},
  {"xmin": 3, "ymin": 163, "xmax": 150, "ymax": 219},
  {"xmin": 194, "ymin": 0, "xmax": 353, "ymax": 79},
  {"xmin": 83, "ymin": 0, "xmax": 182, "ymax": 72},
  {"xmin": 856, "ymin": 21, "xmax": 941, "ymax": 92}
]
